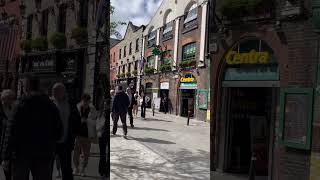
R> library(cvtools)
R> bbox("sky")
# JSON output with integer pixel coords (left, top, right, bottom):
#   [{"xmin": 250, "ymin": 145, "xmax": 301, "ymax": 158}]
[{"xmin": 110, "ymin": 0, "xmax": 163, "ymax": 39}]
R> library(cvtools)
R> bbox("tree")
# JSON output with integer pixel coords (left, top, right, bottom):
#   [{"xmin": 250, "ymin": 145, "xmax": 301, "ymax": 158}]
[{"xmin": 110, "ymin": 5, "xmax": 126, "ymax": 38}]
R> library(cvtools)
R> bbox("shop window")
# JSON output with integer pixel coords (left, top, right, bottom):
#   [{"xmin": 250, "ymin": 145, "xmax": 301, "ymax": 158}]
[
  {"xmin": 136, "ymin": 38, "xmax": 139, "ymax": 52},
  {"xmin": 183, "ymin": 4, "xmax": 198, "ymax": 30},
  {"xmin": 78, "ymin": 0, "xmax": 88, "ymax": 27},
  {"xmin": 58, "ymin": 5, "xmax": 67, "ymax": 33},
  {"xmin": 26, "ymin": 15, "xmax": 33, "ymax": 39},
  {"xmin": 147, "ymin": 55, "xmax": 155, "ymax": 68},
  {"xmin": 147, "ymin": 31, "xmax": 156, "ymax": 47},
  {"xmin": 182, "ymin": 43, "xmax": 196, "ymax": 61},
  {"xmin": 40, "ymin": 9, "xmax": 48, "ymax": 37},
  {"xmin": 113, "ymin": 52, "xmax": 115, "ymax": 62}
]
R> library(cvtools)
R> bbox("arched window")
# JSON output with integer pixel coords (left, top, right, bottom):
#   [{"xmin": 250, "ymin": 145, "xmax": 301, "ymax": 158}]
[
  {"xmin": 163, "ymin": 9, "xmax": 174, "ymax": 38},
  {"xmin": 147, "ymin": 26, "xmax": 156, "ymax": 47},
  {"xmin": 182, "ymin": 43, "xmax": 196, "ymax": 61},
  {"xmin": 184, "ymin": 3, "xmax": 198, "ymax": 29}
]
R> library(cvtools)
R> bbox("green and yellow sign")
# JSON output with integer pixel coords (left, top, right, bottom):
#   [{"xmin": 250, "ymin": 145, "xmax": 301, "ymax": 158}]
[{"xmin": 226, "ymin": 50, "xmax": 270, "ymax": 65}]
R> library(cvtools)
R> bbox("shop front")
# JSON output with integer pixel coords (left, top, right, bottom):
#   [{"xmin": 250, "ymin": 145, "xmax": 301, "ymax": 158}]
[
  {"xmin": 19, "ymin": 49, "xmax": 85, "ymax": 102},
  {"xmin": 216, "ymin": 38, "xmax": 279, "ymax": 179},
  {"xmin": 160, "ymin": 81, "xmax": 169, "ymax": 112},
  {"xmin": 179, "ymin": 74, "xmax": 197, "ymax": 117}
]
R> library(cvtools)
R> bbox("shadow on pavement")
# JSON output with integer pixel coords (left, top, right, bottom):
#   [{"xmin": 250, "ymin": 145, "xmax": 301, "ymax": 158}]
[
  {"xmin": 130, "ymin": 126, "xmax": 169, "ymax": 132},
  {"xmin": 143, "ymin": 118, "xmax": 172, "ymax": 123},
  {"xmin": 127, "ymin": 137, "xmax": 176, "ymax": 145}
]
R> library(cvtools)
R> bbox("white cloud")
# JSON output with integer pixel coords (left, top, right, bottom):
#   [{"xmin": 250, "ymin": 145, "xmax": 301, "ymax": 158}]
[{"xmin": 111, "ymin": 0, "xmax": 163, "ymax": 39}]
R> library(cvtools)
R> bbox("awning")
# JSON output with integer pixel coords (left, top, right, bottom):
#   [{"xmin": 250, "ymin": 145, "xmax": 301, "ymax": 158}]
[
  {"xmin": 0, "ymin": 25, "xmax": 18, "ymax": 63},
  {"xmin": 180, "ymin": 83, "xmax": 197, "ymax": 89}
]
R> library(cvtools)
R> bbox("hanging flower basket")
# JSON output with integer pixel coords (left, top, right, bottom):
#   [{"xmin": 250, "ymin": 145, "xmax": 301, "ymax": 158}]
[
  {"xmin": 126, "ymin": 72, "xmax": 131, "ymax": 77},
  {"xmin": 31, "ymin": 37, "xmax": 48, "ymax": 51},
  {"xmin": 179, "ymin": 60, "xmax": 196, "ymax": 69},
  {"xmin": 144, "ymin": 67, "xmax": 155, "ymax": 75},
  {"xmin": 71, "ymin": 27, "xmax": 88, "ymax": 45},
  {"xmin": 20, "ymin": 40, "xmax": 32, "ymax": 52},
  {"xmin": 132, "ymin": 70, "xmax": 138, "ymax": 76},
  {"xmin": 49, "ymin": 32, "xmax": 66, "ymax": 49},
  {"xmin": 160, "ymin": 64, "xmax": 171, "ymax": 72}
]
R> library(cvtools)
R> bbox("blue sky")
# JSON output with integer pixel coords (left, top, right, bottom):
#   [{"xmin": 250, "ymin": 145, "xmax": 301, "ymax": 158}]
[{"xmin": 111, "ymin": 0, "xmax": 163, "ymax": 39}]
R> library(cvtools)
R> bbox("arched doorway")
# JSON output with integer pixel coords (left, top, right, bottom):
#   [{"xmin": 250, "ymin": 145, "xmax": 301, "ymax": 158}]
[{"xmin": 216, "ymin": 38, "xmax": 279, "ymax": 179}]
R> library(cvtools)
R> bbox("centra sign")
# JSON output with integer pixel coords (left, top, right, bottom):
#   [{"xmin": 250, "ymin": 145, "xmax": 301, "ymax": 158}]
[
  {"xmin": 180, "ymin": 77, "xmax": 195, "ymax": 83},
  {"xmin": 226, "ymin": 50, "xmax": 270, "ymax": 65}
]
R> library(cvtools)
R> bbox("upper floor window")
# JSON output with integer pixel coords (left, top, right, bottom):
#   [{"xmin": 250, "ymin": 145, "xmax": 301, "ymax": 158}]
[
  {"xmin": 163, "ymin": 21, "xmax": 173, "ymax": 35},
  {"xmin": 184, "ymin": 4, "xmax": 198, "ymax": 29},
  {"xmin": 182, "ymin": 43, "xmax": 196, "ymax": 61},
  {"xmin": 147, "ymin": 55, "xmax": 155, "ymax": 68},
  {"xmin": 78, "ymin": 0, "xmax": 88, "ymax": 27},
  {"xmin": 113, "ymin": 52, "xmax": 116, "ymax": 62},
  {"xmin": 26, "ymin": 15, "xmax": 33, "ymax": 39},
  {"xmin": 134, "ymin": 61, "xmax": 138, "ymax": 70},
  {"xmin": 147, "ymin": 31, "xmax": 156, "ymax": 47},
  {"xmin": 129, "ymin": 42, "xmax": 132, "ymax": 55},
  {"xmin": 136, "ymin": 38, "xmax": 139, "ymax": 52},
  {"xmin": 58, "ymin": 5, "xmax": 67, "ymax": 33},
  {"xmin": 119, "ymin": 49, "xmax": 121, "ymax": 59},
  {"xmin": 124, "ymin": 46, "xmax": 126, "ymax": 57},
  {"xmin": 40, "ymin": 9, "xmax": 49, "ymax": 37}
]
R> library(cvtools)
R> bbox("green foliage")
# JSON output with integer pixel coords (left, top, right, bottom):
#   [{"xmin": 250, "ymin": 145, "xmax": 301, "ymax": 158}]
[
  {"xmin": 126, "ymin": 72, "xmax": 131, "ymax": 77},
  {"xmin": 160, "ymin": 64, "xmax": 171, "ymax": 72},
  {"xmin": 144, "ymin": 67, "xmax": 155, "ymax": 75},
  {"xmin": 179, "ymin": 60, "xmax": 196, "ymax": 69},
  {"xmin": 20, "ymin": 40, "xmax": 32, "ymax": 51},
  {"xmin": 119, "ymin": 73, "xmax": 125, "ymax": 78},
  {"xmin": 110, "ymin": 5, "xmax": 126, "ymax": 36},
  {"xmin": 152, "ymin": 47, "xmax": 161, "ymax": 56},
  {"xmin": 31, "ymin": 37, "xmax": 48, "ymax": 51},
  {"xmin": 132, "ymin": 70, "xmax": 138, "ymax": 76},
  {"xmin": 49, "ymin": 32, "xmax": 66, "ymax": 49},
  {"xmin": 71, "ymin": 27, "xmax": 88, "ymax": 45}
]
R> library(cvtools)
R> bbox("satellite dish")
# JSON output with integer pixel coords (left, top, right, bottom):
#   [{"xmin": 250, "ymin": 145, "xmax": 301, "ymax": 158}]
[{"xmin": 113, "ymin": 30, "xmax": 122, "ymax": 40}]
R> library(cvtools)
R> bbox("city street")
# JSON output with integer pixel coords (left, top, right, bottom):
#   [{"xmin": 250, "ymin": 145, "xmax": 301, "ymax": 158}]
[{"xmin": 110, "ymin": 109, "xmax": 210, "ymax": 180}]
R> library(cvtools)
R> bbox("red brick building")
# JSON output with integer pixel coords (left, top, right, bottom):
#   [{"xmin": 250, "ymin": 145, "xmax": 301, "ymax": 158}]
[
  {"xmin": 0, "ymin": 0, "xmax": 21, "ymax": 92},
  {"xmin": 110, "ymin": 38, "xmax": 120, "ymax": 90},
  {"xmin": 208, "ymin": 0, "xmax": 320, "ymax": 179}
]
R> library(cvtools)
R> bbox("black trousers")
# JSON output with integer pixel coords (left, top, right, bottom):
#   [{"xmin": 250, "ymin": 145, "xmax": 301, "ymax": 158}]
[
  {"xmin": 11, "ymin": 156, "xmax": 54, "ymax": 180},
  {"xmin": 56, "ymin": 143, "xmax": 73, "ymax": 180},
  {"xmin": 112, "ymin": 112, "xmax": 127, "ymax": 135},
  {"xmin": 98, "ymin": 137, "xmax": 109, "ymax": 177},
  {"xmin": 128, "ymin": 107, "xmax": 133, "ymax": 125},
  {"xmin": 141, "ymin": 105, "xmax": 146, "ymax": 118},
  {"xmin": 4, "ymin": 163, "xmax": 11, "ymax": 180}
]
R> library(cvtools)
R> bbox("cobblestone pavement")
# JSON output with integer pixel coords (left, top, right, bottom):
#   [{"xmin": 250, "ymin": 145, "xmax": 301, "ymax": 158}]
[{"xmin": 110, "ymin": 109, "xmax": 210, "ymax": 180}]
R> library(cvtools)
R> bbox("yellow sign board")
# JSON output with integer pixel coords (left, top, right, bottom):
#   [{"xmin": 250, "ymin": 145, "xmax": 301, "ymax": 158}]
[
  {"xmin": 226, "ymin": 50, "xmax": 270, "ymax": 65},
  {"xmin": 310, "ymin": 153, "xmax": 320, "ymax": 180},
  {"xmin": 180, "ymin": 77, "xmax": 195, "ymax": 83}
]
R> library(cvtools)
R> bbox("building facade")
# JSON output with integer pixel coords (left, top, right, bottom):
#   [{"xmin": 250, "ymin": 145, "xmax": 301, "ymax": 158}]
[
  {"xmin": 0, "ymin": 0, "xmax": 21, "ymax": 92},
  {"xmin": 110, "ymin": 38, "xmax": 120, "ymax": 90},
  {"xmin": 113, "ymin": 22, "xmax": 144, "ymax": 91},
  {"xmin": 142, "ymin": 0, "xmax": 209, "ymax": 120},
  {"xmin": 18, "ymin": 0, "xmax": 99, "ymax": 102},
  {"xmin": 208, "ymin": 0, "xmax": 320, "ymax": 179}
]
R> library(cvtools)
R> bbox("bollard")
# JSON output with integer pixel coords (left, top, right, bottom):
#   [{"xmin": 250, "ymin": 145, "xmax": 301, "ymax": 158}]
[
  {"xmin": 249, "ymin": 152, "xmax": 256, "ymax": 180},
  {"xmin": 187, "ymin": 110, "xmax": 191, "ymax": 126},
  {"xmin": 153, "ymin": 104, "xmax": 155, "ymax": 116}
]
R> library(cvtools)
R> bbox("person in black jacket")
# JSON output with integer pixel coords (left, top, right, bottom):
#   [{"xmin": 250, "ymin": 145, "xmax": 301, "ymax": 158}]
[
  {"xmin": 0, "ymin": 89, "xmax": 16, "ymax": 180},
  {"xmin": 1, "ymin": 77, "xmax": 62, "ymax": 180},
  {"xmin": 51, "ymin": 83, "xmax": 81, "ymax": 180},
  {"xmin": 126, "ymin": 87, "xmax": 135, "ymax": 128},
  {"xmin": 112, "ymin": 86, "xmax": 130, "ymax": 138}
]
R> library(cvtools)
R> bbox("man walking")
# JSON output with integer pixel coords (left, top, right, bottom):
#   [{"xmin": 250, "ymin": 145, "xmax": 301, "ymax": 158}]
[
  {"xmin": 126, "ymin": 88, "xmax": 134, "ymax": 128},
  {"xmin": 112, "ymin": 86, "xmax": 130, "ymax": 138},
  {"xmin": 1, "ymin": 77, "xmax": 62, "ymax": 180},
  {"xmin": 140, "ymin": 91, "xmax": 146, "ymax": 119},
  {"xmin": 52, "ymin": 83, "xmax": 81, "ymax": 180}
]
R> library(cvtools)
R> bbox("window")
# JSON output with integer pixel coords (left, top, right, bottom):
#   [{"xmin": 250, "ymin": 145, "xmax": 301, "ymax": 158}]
[
  {"xmin": 122, "ymin": 66, "xmax": 125, "ymax": 73},
  {"xmin": 136, "ymin": 38, "xmax": 139, "ymax": 52},
  {"xmin": 147, "ymin": 55, "xmax": 155, "ymax": 68},
  {"xmin": 78, "ymin": 0, "xmax": 88, "ymax": 27},
  {"xmin": 184, "ymin": 4, "xmax": 198, "ymax": 29},
  {"xmin": 147, "ymin": 31, "xmax": 156, "ymax": 47},
  {"xmin": 58, "ymin": 5, "xmax": 67, "ymax": 33},
  {"xmin": 124, "ymin": 46, "xmax": 126, "ymax": 57},
  {"xmin": 128, "ymin": 63, "xmax": 131, "ymax": 72},
  {"xmin": 118, "ymin": 66, "xmax": 121, "ymax": 74},
  {"xmin": 182, "ymin": 43, "xmax": 196, "ymax": 61},
  {"xmin": 129, "ymin": 42, "xmax": 132, "ymax": 55},
  {"xmin": 113, "ymin": 52, "xmax": 115, "ymax": 62},
  {"xmin": 26, "ymin": 15, "xmax": 33, "ymax": 39},
  {"xmin": 163, "ymin": 21, "xmax": 173, "ymax": 35},
  {"xmin": 119, "ymin": 49, "xmax": 121, "ymax": 59},
  {"xmin": 40, "ymin": 9, "xmax": 49, "ymax": 37},
  {"xmin": 134, "ymin": 61, "xmax": 138, "ymax": 70}
]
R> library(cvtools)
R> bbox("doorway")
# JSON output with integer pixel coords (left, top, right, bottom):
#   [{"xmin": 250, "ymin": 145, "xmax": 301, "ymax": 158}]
[
  {"xmin": 180, "ymin": 89, "xmax": 196, "ymax": 117},
  {"xmin": 224, "ymin": 87, "xmax": 273, "ymax": 177},
  {"xmin": 160, "ymin": 89, "xmax": 169, "ymax": 112}
]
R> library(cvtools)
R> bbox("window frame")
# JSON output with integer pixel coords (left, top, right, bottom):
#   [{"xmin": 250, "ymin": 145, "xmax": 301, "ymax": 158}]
[
  {"xmin": 136, "ymin": 38, "xmax": 139, "ymax": 52},
  {"xmin": 182, "ymin": 43, "xmax": 197, "ymax": 61}
]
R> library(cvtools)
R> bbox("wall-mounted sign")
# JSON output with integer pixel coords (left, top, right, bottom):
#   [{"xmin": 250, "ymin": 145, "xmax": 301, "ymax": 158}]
[
  {"xmin": 31, "ymin": 54, "xmax": 56, "ymax": 72},
  {"xmin": 180, "ymin": 74, "xmax": 196, "ymax": 83},
  {"xmin": 226, "ymin": 50, "xmax": 270, "ymax": 65},
  {"xmin": 160, "ymin": 82, "xmax": 169, "ymax": 89}
]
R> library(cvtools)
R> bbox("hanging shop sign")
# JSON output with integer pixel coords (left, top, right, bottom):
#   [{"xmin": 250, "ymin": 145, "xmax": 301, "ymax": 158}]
[
  {"xmin": 224, "ymin": 39, "xmax": 279, "ymax": 81},
  {"xmin": 180, "ymin": 74, "xmax": 197, "ymax": 83},
  {"xmin": 31, "ymin": 54, "xmax": 56, "ymax": 72}
]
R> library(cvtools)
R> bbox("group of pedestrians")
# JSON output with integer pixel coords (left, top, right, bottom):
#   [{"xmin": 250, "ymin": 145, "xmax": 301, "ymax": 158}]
[
  {"xmin": 111, "ymin": 85, "xmax": 148, "ymax": 138},
  {"xmin": 0, "ymin": 78, "xmax": 108, "ymax": 180}
]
